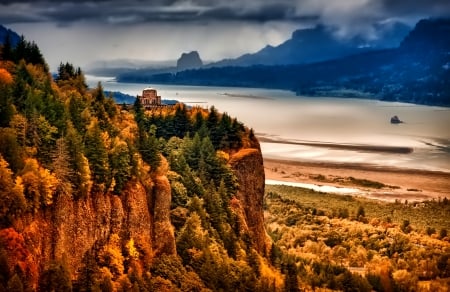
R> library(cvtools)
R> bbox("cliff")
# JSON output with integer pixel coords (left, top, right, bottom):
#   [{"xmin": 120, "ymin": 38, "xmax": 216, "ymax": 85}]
[
  {"xmin": 2, "ymin": 145, "xmax": 267, "ymax": 288},
  {"xmin": 9, "ymin": 175, "xmax": 174, "ymax": 281},
  {"xmin": 0, "ymin": 32, "xmax": 277, "ymax": 289},
  {"xmin": 229, "ymin": 148, "xmax": 269, "ymax": 254}
]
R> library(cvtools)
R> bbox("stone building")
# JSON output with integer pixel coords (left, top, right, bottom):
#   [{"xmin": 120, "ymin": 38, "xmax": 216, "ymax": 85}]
[{"xmin": 139, "ymin": 87, "xmax": 162, "ymax": 108}]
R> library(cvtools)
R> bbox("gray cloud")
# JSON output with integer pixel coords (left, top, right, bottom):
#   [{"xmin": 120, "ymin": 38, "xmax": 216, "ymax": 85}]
[
  {"xmin": 1, "ymin": 0, "xmax": 449, "ymax": 27},
  {"xmin": 3, "ymin": 0, "xmax": 450, "ymax": 72},
  {"xmin": 0, "ymin": 1, "xmax": 299, "ymax": 24}
]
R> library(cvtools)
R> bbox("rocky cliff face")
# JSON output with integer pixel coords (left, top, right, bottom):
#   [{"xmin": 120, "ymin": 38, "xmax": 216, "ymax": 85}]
[
  {"xmin": 6, "ymin": 146, "xmax": 267, "ymax": 283},
  {"xmin": 229, "ymin": 148, "xmax": 269, "ymax": 254},
  {"xmin": 11, "ymin": 175, "xmax": 175, "ymax": 280}
]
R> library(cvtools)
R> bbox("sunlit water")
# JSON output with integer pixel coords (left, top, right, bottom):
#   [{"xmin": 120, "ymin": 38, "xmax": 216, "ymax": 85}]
[{"xmin": 87, "ymin": 76, "xmax": 450, "ymax": 173}]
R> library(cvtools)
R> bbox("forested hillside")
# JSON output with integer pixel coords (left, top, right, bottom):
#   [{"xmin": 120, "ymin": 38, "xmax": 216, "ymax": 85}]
[{"xmin": 0, "ymin": 35, "xmax": 284, "ymax": 291}]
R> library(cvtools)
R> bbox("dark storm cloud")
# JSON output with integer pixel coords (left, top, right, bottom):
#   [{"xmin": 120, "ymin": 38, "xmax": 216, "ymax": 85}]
[
  {"xmin": 1, "ymin": 0, "xmax": 307, "ymax": 25},
  {"xmin": 1, "ymin": 0, "xmax": 449, "ymax": 26}
]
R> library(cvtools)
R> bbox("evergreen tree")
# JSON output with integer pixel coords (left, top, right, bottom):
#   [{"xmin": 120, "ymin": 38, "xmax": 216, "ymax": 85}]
[
  {"xmin": 110, "ymin": 139, "xmax": 131, "ymax": 193},
  {"xmin": 13, "ymin": 35, "xmax": 26, "ymax": 63},
  {"xmin": 84, "ymin": 121, "xmax": 110, "ymax": 192},
  {"xmin": 1, "ymin": 31, "xmax": 13, "ymax": 61},
  {"xmin": 192, "ymin": 110, "xmax": 205, "ymax": 133},
  {"xmin": 173, "ymin": 104, "xmax": 190, "ymax": 137},
  {"xmin": 0, "ymin": 128, "xmax": 24, "ymax": 173},
  {"xmin": 68, "ymin": 93, "xmax": 87, "ymax": 134},
  {"xmin": 92, "ymin": 82, "xmax": 109, "ymax": 130},
  {"xmin": 133, "ymin": 97, "xmax": 144, "ymax": 127},
  {"xmin": 12, "ymin": 61, "xmax": 32, "ymax": 112},
  {"xmin": 206, "ymin": 106, "xmax": 221, "ymax": 149},
  {"xmin": 139, "ymin": 125, "xmax": 161, "ymax": 170}
]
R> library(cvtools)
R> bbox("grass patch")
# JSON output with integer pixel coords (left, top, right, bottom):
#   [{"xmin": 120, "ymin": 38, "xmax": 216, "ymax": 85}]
[{"xmin": 265, "ymin": 184, "xmax": 450, "ymax": 231}]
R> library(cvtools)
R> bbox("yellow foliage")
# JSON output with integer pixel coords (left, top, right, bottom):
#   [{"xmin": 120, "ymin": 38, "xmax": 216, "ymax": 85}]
[
  {"xmin": 229, "ymin": 148, "xmax": 258, "ymax": 164},
  {"xmin": 259, "ymin": 256, "xmax": 284, "ymax": 290},
  {"xmin": 393, "ymin": 269, "xmax": 418, "ymax": 291},
  {"xmin": 111, "ymin": 137, "xmax": 127, "ymax": 151},
  {"xmin": 20, "ymin": 158, "xmax": 58, "ymax": 210},
  {"xmin": 26, "ymin": 63, "xmax": 49, "ymax": 87},
  {"xmin": 14, "ymin": 176, "xmax": 24, "ymax": 197},
  {"xmin": 216, "ymin": 150, "xmax": 229, "ymax": 163},
  {"xmin": 116, "ymin": 111, "xmax": 138, "ymax": 141},
  {"xmin": 38, "ymin": 167, "xmax": 58, "ymax": 206},
  {"xmin": 126, "ymin": 238, "xmax": 140, "ymax": 260},
  {"xmin": 101, "ymin": 131, "xmax": 111, "ymax": 150},
  {"xmin": 98, "ymin": 233, "xmax": 125, "ymax": 279}
]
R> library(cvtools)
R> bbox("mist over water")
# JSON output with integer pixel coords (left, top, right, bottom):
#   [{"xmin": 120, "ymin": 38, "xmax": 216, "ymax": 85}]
[{"xmin": 87, "ymin": 76, "xmax": 450, "ymax": 172}]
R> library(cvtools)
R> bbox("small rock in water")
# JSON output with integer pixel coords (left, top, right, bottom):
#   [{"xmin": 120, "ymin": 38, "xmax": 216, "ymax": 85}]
[{"xmin": 390, "ymin": 115, "xmax": 403, "ymax": 124}]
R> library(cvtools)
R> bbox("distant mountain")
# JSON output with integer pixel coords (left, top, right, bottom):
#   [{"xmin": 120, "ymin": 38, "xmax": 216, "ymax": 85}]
[
  {"xmin": 122, "ymin": 18, "xmax": 449, "ymax": 107},
  {"xmin": 208, "ymin": 21, "xmax": 411, "ymax": 67},
  {"xmin": 104, "ymin": 21, "xmax": 409, "ymax": 77},
  {"xmin": 88, "ymin": 51, "xmax": 204, "ymax": 78},
  {"xmin": 177, "ymin": 51, "xmax": 203, "ymax": 70},
  {"xmin": 399, "ymin": 18, "xmax": 450, "ymax": 52},
  {"xmin": 0, "ymin": 24, "xmax": 21, "ymax": 46}
]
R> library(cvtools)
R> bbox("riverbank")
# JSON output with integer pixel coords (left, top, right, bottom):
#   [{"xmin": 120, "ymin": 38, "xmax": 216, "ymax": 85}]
[{"xmin": 264, "ymin": 158, "xmax": 450, "ymax": 202}]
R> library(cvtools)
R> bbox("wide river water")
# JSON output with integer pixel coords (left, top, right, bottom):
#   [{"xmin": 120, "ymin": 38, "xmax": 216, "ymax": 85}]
[{"xmin": 87, "ymin": 76, "xmax": 450, "ymax": 173}]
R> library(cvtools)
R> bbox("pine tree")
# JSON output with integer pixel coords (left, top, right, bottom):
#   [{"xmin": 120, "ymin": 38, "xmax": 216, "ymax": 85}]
[
  {"xmin": 173, "ymin": 104, "xmax": 190, "ymax": 137},
  {"xmin": 206, "ymin": 106, "xmax": 221, "ymax": 149},
  {"xmin": 1, "ymin": 31, "xmax": 13, "ymax": 61},
  {"xmin": 110, "ymin": 139, "xmax": 131, "ymax": 193},
  {"xmin": 139, "ymin": 125, "xmax": 161, "ymax": 170},
  {"xmin": 84, "ymin": 121, "xmax": 110, "ymax": 192}
]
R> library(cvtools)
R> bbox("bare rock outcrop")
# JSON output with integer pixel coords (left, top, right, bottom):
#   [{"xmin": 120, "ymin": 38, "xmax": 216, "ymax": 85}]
[
  {"xmin": 152, "ymin": 175, "xmax": 176, "ymax": 256},
  {"xmin": 11, "ymin": 176, "xmax": 176, "ymax": 280},
  {"xmin": 229, "ymin": 148, "xmax": 270, "ymax": 254},
  {"xmin": 176, "ymin": 51, "xmax": 203, "ymax": 71}
]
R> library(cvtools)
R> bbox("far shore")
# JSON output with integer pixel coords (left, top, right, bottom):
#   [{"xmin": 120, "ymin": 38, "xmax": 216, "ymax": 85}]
[{"xmin": 263, "ymin": 158, "xmax": 450, "ymax": 202}]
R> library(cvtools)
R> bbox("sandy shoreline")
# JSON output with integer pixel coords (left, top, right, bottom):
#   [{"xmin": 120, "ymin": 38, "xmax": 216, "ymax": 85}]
[{"xmin": 264, "ymin": 158, "xmax": 450, "ymax": 202}]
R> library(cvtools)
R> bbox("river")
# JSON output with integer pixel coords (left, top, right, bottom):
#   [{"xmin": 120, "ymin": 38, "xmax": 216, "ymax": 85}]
[{"xmin": 86, "ymin": 76, "xmax": 450, "ymax": 173}]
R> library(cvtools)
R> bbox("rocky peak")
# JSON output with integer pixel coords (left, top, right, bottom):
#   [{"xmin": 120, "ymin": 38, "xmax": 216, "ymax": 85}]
[{"xmin": 176, "ymin": 51, "xmax": 203, "ymax": 71}]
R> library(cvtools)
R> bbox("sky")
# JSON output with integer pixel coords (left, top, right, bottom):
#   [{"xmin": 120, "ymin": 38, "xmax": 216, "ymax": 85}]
[{"xmin": 1, "ymin": 0, "xmax": 450, "ymax": 71}]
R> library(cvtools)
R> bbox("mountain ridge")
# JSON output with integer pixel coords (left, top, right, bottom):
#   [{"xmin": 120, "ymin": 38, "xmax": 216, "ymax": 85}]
[
  {"xmin": 207, "ymin": 21, "xmax": 411, "ymax": 67},
  {"xmin": 119, "ymin": 18, "xmax": 449, "ymax": 107}
]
